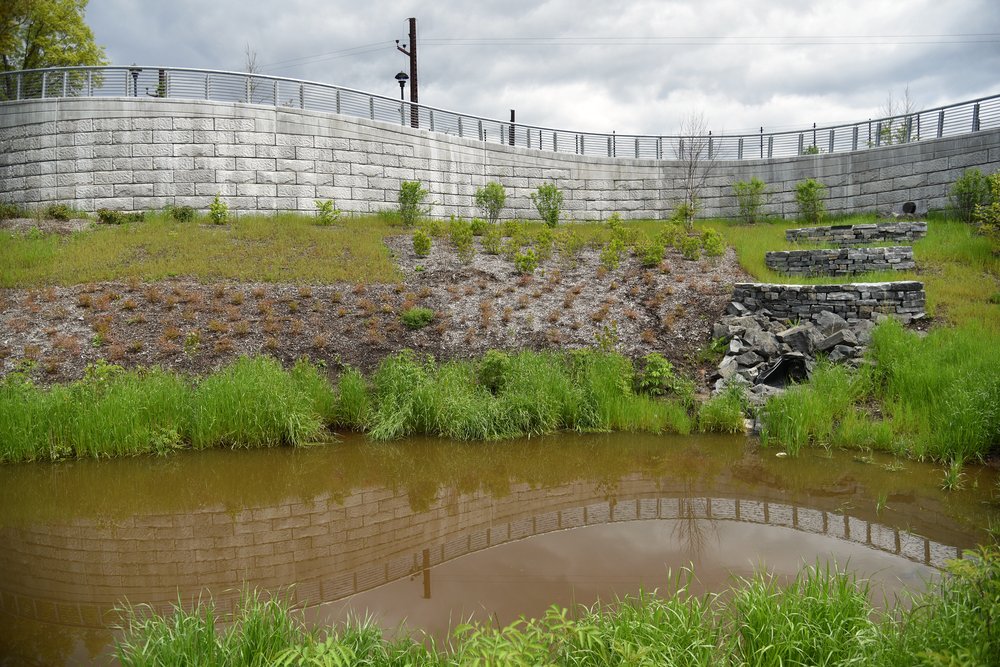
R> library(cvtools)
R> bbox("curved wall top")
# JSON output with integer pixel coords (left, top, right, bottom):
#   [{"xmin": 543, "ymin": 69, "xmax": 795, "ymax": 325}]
[{"xmin": 1, "ymin": 96, "xmax": 999, "ymax": 220}]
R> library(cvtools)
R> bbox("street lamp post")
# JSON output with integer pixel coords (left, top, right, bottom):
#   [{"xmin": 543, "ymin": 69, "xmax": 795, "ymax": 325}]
[
  {"xmin": 394, "ymin": 71, "xmax": 408, "ymax": 100},
  {"xmin": 128, "ymin": 66, "xmax": 141, "ymax": 97}
]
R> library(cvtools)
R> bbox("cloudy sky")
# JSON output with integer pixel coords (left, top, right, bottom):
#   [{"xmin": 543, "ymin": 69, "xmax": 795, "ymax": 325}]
[{"xmin": 85, "ymin": 0, "xmax": 1000, "ymax": 135}]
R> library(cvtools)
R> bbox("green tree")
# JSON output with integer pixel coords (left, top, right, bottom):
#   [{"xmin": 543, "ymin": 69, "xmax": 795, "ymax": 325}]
[{"xmin": 1, "ymin": 0, "xmax": 107, "ymax": 74}]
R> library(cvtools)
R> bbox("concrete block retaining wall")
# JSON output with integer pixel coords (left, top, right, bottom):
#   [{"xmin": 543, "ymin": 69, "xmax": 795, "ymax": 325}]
[
  {"xmin": 1, "ymin": 98, "xmax": 999, "ymax": 220},
  {"xmin": 785, "ymin": 221, "xmax": 927, "ymax": 246},
  {"xmin": 764, "ymin": 246, "xmax": 915, "ymax": 276},
  {"xmin": 733, "ymin": 281, "xmax": 926, "ymax": 321}
]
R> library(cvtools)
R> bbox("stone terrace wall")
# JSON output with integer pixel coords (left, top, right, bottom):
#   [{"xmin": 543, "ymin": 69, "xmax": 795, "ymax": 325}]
[
  {"xmin": 764, "ymin": 246, "xmax": 915, "ymax": 276},
  {"xmin": 733, "ymin": 281, "xmax": 926, "ymax": 322},
  {"xmin": 785, "ymin": 221, "xmax": 928, "ymax": 246},
  {"xmin": 1, "ymin": 98, "xmax": 999, "ymax": 220}
]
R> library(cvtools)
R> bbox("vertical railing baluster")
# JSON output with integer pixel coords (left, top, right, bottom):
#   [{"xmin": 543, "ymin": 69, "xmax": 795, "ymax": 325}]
[
  {"xmin": 62, "ymin": 70, "xmax": 67, "ymax": 97},
  {"xmin": 17, "ymin": 72, "xmax": 22, "ymax": 100},
  {"xmin": 429, "ymin": 109, "xmax": 434, "ymax": 131},
  {"xmin": 937, "ymin": 110, "xmax": 944, "ymax": 138},
  {"xmin": 478, "ymin": 119, "xmax": 483, "ymax": 141},
  {"xmin": 299, "ymin": 83, "xmax": 304, "ymax": 109},
  {"xmin": 273, "ymin": 80, "xmax": 278, "ymax": 106},
  {"xmin": 972, "ymin": 103, "xmax": 980, "ymax": 132},
  {"xmin": 738, "ymin": 137, "xmax": 743, "ymax": 160},
  {"xmin": 852, "ymin": 126, "xmax": 859, "ymax": 150},
  {"xmin": 41, "ymin": 71, "xmax": 47, "ymax": 98},
  {"xmin": 245, "ymin": 76, "xmax": 251, "ymax": 103},
  {"xmin": 335, "ymin": 89, "xmax": 341, "ymax": 114},
  {"xmin": 828, "ymin": 129, "xmax": 834, "ymax": 153},
  {"xmin": 458, "ymin": 117, "xmax": 463, "ymax": 138},
  {"xmin": 767, "ymin": 136, "xmax": 773, "ymax": 158},
  {"xmin": 369, "ymin": 96, "xmax": 374, "ymax": 120},
  {"xmin": 205, "ymin": 74, "xmax": 210, "ymax": 99}
]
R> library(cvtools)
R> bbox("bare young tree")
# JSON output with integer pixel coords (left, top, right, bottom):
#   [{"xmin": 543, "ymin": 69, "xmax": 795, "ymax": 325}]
[
  {"xmin": 878, "ymin": 85, "xmax": 917, "ymax": 145},
  {"xmin": 673, "ymin": 112, "xmax": 717, "ymax": 228},
  {"xmin": 243, "ymin": 42, "xmax": 262, "ymax": 103}
]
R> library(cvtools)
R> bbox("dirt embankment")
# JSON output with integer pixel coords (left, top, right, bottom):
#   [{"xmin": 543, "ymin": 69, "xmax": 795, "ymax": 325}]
[{"xmin": 0, "ymin": 219, "xmax": 752, "ymax": 385}]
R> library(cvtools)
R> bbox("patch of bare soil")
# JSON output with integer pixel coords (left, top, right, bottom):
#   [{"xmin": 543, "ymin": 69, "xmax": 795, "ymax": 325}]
[
  {"xmin": 0, "ymin": 232, "xmax": 752, "ymax": 386},
  {"xmin": 0, "ymin": 217, "xmax": 95, "ymax": 235}
]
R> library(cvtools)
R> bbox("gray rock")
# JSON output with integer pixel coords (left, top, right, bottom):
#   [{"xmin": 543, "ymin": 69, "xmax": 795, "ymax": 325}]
[
  {"xmin": 712, "ymin": 322, "xmax": 732, "ymax": 340},
  {"xmin": 817, "ymin": 329, "xmax": 858, "ymax": 352},
  {"xmin": 729, "ymin": 338, "xmax": 750, "ymax": 355},
  {"xmin": 717, "ymin": 355, "xmax": 739, "ymax": 380},
  {"xmin": 736, "ymin": 350, "xmax": 764, "ymax": 367},
  {"xmin": 726, "ymin": 301, "xmax": 749, "ymax": 316},
  {"xmin": 828, "ymin": 345, "xmax": 857, "ymax": 363},
  {"xmin": 776, "ymin": 325, "xmax": 814, "ymax": 355},
  {"xmin": 747, "ymin": 329, "xmax": 780, "ymax": 359},
  {"xmin": 814, "ymin": 310, "xmax": 849, "ymax": 336}
]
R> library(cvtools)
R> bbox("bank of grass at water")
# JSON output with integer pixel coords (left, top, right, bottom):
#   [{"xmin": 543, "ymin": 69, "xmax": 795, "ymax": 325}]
[
  {"xmin": 116, "ymin": 546, "xmax": 999, "ymax": 667},
  {"xmin": 762, "ymin": 319, "xmax": 1000, "ymax": 462},
  {"xmin": 0, "ymin": 350, "xmax": 743, "ymax": 463},
  {"xmin": 0, "ymin": 212, "xmax": 401, "ymax": 286}
]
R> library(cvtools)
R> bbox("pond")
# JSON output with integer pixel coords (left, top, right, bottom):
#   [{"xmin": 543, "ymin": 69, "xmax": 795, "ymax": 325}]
[{"xmin": 0, "ymin": 433, "xmax": 996, "ymax": 665}]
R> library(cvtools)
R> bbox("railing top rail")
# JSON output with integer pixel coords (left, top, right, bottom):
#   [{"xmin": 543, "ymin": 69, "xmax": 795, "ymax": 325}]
[{"xmin": 2, "ymin": 65, "xmax": 997, "ymax": 152}]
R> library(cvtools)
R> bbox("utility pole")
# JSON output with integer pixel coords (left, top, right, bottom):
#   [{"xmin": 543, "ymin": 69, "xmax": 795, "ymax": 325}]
[{"xmin": 395, "ymin": 18, "xmax": 418, "ymax": 128}]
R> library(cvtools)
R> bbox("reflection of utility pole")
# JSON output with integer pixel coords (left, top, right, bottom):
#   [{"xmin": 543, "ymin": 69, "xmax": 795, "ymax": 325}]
[
  {"xmin": 395, "ymin": 17, "xmax": 418, "ymax": 128},
  {"xmin": 421, "ymin": 548, "xmax": 431, "ymax": 599}
]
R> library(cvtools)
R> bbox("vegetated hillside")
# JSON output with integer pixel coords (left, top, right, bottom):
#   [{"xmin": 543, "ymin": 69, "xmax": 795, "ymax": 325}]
[{"xmin": 0, "ymin": 215, "xmax": 750, "ymax": 385}]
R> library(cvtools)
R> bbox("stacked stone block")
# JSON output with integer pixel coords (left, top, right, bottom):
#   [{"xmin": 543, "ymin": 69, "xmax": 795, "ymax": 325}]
[
  {"xmin": 731, "ymin": 282, "xmax": 926, "ymax": 322},
  {"xmin": 785, "ymin": 221, "xmax": 927, "ymax": 246},
  {"xmin": 764, "ymin": 246, "xmax": 915, "ymax": 276}
]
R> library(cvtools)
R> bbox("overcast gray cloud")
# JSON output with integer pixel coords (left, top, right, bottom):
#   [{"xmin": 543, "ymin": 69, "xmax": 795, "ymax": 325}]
[{"xmin": 86, "ymin": 0, "xmax": 1000, "ymax": 135}]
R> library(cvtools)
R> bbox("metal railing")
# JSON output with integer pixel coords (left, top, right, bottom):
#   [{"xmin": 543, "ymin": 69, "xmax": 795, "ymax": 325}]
[{"xmin": 2, "ymin": 65, "xmax": 998, "ymax": 161}]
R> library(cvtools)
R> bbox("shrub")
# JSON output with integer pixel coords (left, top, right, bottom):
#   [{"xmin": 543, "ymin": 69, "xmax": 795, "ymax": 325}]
[
  {"xmin": 801, "ymin": 144, "xmax": 821, "ymax": 155},
  {"xmin": 208, "ymin": 194, "xmax": 228, "ymax": 225},
  {"xmin": 671, "ymin": 200, "xmax": 698, "ymax": 229},
  {"xmin": 656, "ymin": 223, "xmax": 684, "ymax": 249},
  {"xmin": 636, "ymin": 353, "xmax": 676, "ymax": 397},
  {"xmin": 554, "ymin": 228, "xmax": 585, "ymax": 265},
  {"xmin": 314, "ymin": 199, "xmax": 341, "ymax": 226},
  {"xmin": 530, "ymin": 183, "xmax": 563, "ymax": 228},
  {"xmin": 482, "ymin": 226, "xmax": 502, "ymax": 254},
  {"xmin": 732, "ymin": 177, "xmax": 768, "ymax": 224},
  {"xmin": 637, "ymin": 237, "xmax": 664, "ymax": 268},
  {"xmin": 401, "ymin": 307, "xmax": 435, "ymax": 329},
  {"xmin": 701, "ymin": 228, "xmax": 725, "ymax": 257},
  {"xmin": 97, "ymin": 209, "xmax": 145, "ymax": 225},
  {"xmin": 949, "ymin": 168, "xmax": 991, "ymax": 223},
  {"xmin": 469, "ymin": 217, "xmax": 489, "ymax": 236},
  {"xmin": 513, "ymin": 248, "xmax": 539, "ymax": 275},
  {"xmin": 398, "ymin": 181, "xmax": 430, "ymax": 227},
  {"xmin": 599, "ymin": 238, "xmax": 625, "ymax": 270},
  {"xmin": 474, "ymin": 181, "xmax": 507, "ymax": 225},
  {"xmin": 44, "ymin": 203, "xmax": 73, "ymax": 221},
  {"xmin": 412, "ymin": 229, "xmax": 431, "ymax": 257},
  {"xmin": 795, "ymin": 178, "xmax": 826, "ymax": 224},
  {"xmin": 679, "ymin": 235, "xmax": 701, "ymax": 261},
  {"xmin": 534, "ymin": 226, "xmax": 555, "ymax": 261},
  {"xmin": 972, "ymin": 172, "xmax": 1000, "ymax": 241},
  {"xmin": 0, "ymin": 201, "xmax": 23, "ymax": 220},
  {"xmin": 449, "ymin": 218, "xmax": 475, "ymax": 263},
  {"xmin": 165, "ymin": 205, "xmax": 195, "ymax": 222}
]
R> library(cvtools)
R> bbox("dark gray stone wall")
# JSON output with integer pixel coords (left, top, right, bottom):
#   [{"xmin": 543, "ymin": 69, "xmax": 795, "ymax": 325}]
[
  {"xmin": 732, "ymin": 281, "xmax": 925, "ymax": 322},
  {"xmin": 785, "ymin": 221, "xmax": 927, "ymax": 246},
  {"xmin": 764, "ymin": 246, "xmax": 915, "ymax": 276}
]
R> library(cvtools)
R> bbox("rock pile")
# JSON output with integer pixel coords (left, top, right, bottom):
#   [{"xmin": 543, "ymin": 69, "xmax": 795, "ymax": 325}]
[{"xmin": 710, "ymin": 306, "xmax": 879, "ymax": 405}]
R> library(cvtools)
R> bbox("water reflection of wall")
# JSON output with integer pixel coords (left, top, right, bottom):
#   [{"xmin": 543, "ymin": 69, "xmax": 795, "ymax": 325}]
[{"xmin": 0, "ymin": 473, "xmax": 963, "ymax": 629}]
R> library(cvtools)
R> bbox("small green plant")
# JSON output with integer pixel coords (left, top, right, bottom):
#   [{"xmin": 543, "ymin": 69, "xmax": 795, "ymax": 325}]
[
  {"xmin": 795, "ymin": 178, "xmax": 826, "ymax": 224},
  {"xmin": 679, "ymin": 235, "xmax": 702, "ymax": 261},
  {"xmin": 398, "ymin": 181, "xmax": 430, "ymax": 227},
  {"xmin": 482, "ymin": 226, "xmax": 502, "ymax": 254},
  {"xmin": 401, "ymin": 306, "xmax": 435, "ymax": 329},
  {"xmin": 732, "ymin": 177, "xmax": 768, "ymax": 224},
  {"xmin": 554, "ymin": 228, "xmax": 585, "ymax": 266},
  {"xmin": 412, "ymin": 228, "xmax": 431, "ymax": 257},
  {"xmin": 474, "ymin": 181, "xmax": 507, "ymax": 225},
  {"xmin": 208, "ymin": 194, "xmax": 228, "ymax": 225},
  {"xmin": 941, "ymin": 458, "xmax": 966, "ymax": 491},
  {"xmin": 314, "ymin": 199, "xmax": 341, "ymax": 226},
  {"xmin": 950, "ymin": 168, "xmax": 991, "ymax": 223},
  {"xmin": 0, "ymin": 201, "xmax": 24, "ymax": 220},
  {"xmin": 698, "ymin": 383, "xmax": 747, "ymax": 433},
  {"xmin": 638, "ymin": 238, "xmax": 665, "ymax": 268},
  {"xmin": 43, "ymin": 203, "xmax": 73, "ymax": 221},
  {"xmin": 656, "ymin": 223, "xmax": 684, "ymax": 249},
  {"xmin": 599, "ymin": 238, "xmax": 625, "ymax": 270},
  {"xmin": 637, "ymin": 353, "xmax": 677, "ymax": 397},
  {"xmin": 971, "ymin": 171, "xmax": 1000, "ymax": 241},
  {"xmin": 671, "ymin": 200, "xmax": 699, "ymax": 229},
  {"xmin": 165, "ymin": 204, "xmax": 195, "ymax": 222},
  {"xmin": 469, "ymin": 217, "xmax": 489, "ymax": 236},
  {"xmin": 593, "ymin": 320, "xmax": 620, "ymax": 353},
  {"xmin": 534, "ymin": 226, "xmax": 555, "ymax": 261},
  {"xmin": 530, "ymin": 183, "xmax": 564, "ymax": 228},
  {"xmin": 802, "ymin": 144, "xmax": 821, "ymax": 155},
  {"xmin": 449, "ymin": 218, "xmax": 475, "ymax": 263},
  {"xmin": 513, "ymin": 248, "xmax": 539, "ymax": 275},
  {"xmin": 701, "ymin": 228, "xmax": 725, "ymax": 257},
  {"xmin": 97, "ymin": 209, "xmax": 145, "ymax": 225}
]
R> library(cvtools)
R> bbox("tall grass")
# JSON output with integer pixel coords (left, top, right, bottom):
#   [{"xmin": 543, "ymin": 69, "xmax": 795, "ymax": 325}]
[
  {"xmin": 761, "ymin": 320, "xmax": 999, "ymax": 461},
  {"xmin": 115, "ymin": 547, "xmax": 1000, "ymax": 667},
  {"xmin": 0, "ymin": 357, "xmax": 330, "ymax": 462}
]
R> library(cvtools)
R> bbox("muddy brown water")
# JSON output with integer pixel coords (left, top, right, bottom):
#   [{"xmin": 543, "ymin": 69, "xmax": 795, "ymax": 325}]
[{"xmin": 0, "ymin": 433, "xmax": 997, "ymax": 665}]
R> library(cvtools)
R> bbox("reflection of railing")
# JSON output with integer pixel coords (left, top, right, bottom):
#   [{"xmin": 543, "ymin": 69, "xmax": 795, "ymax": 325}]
[
  {"xmin": 0, "ymin": 494, "xmax": 961, "ymax": 629},
  {"xmin": 1, "ymin": 66, "xmax": 998, "ymax": 161}
]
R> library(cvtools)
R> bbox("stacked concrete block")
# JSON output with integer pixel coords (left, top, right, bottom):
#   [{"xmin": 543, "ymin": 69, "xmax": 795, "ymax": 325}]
[{"xmin": 764, "ymin": 246, "xmax": 916, "ymax": 276}]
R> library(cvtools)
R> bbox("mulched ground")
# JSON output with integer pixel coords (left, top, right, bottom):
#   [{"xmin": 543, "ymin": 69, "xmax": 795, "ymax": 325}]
[{"xmin": 0, "ymin": 218, "xmax": 752, "ymax": 385}]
